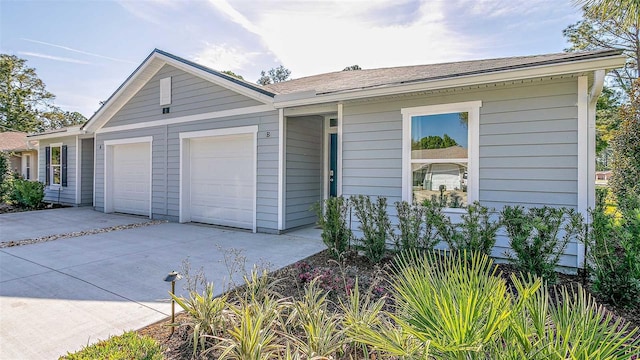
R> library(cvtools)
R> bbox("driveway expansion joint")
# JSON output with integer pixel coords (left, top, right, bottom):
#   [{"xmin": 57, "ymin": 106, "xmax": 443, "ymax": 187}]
[{"xmin": 0, "ymin": 220, "xmax": 167, "ymax": 249}]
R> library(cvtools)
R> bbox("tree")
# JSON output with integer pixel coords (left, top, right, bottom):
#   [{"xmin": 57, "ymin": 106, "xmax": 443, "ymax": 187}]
[
  {"xmin": 563, "ymin": 6, "xmax": 639, "ymax": 92},
  {"xmin": 40, "ymin": 109, "xmax": 86, "ymax": 131},
  {"xmin": 343, "ymin": 65, "xmax": 362, "ymax": 71},
  {"xmin": 0, "ymin": 54, "xmax": 84, "ymax": 133},
  {"xmin": 257, "ymin": 65, "xmax": 291, "ymax": 85},
  {"xmin": 412, "ymin": 134, "xmax": 459, "ymax": 150},
  {"xmin": 609, "ymin": 78, "xmax": 640, "ymax": 208},
  {"xmin": 221, "ymin": 70, "xmax": 244, "ymax": 80},
  {"xmin": 595, "ymin": 87, "xmax": 622, "ymax": 169},
  {"xmin": 0, "ymin": 54, "xmax": 54, "ymax": 132},
  {"xmin": 573, "ymin": 0, "xmax": 640, "ymax": 27}
]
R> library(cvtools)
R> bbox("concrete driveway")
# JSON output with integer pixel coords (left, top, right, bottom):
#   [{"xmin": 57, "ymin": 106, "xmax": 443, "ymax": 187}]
[{"xmin": 0, "ymin": 208, "xmax": 324, "ymax": 359}]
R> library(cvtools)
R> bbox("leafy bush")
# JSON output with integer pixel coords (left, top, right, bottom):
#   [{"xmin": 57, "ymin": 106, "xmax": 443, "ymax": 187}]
[
  {"xmin": 448, "ymin": 201, "xmax": 500, "ymax": 257},
  {"xmin": 351, "ymin": 195, "xmax": 391, "ymax": 263},
  {"xmin": 0, "ymin": 152, "xmax": 9, "ymax": 199},
  {"xmin": 500, "ymin": 206, "xmax": 584, "ymax": 283},
  {"xmin": 586, "ymin": 189, "xmax": 640, "ymax": 307},
  {"xmin": 392, "ymin": 200, "xmax": 440, "ymax": 252},
  {"xmin": 313, "ymin": 196, "xmax": 352, "ymax": 259},
  {"xmin": 60, "ymin": 331, "xmax": 163, "ymax": 360},
  {"xmin": 9, "ymin": 177, "xmax": 44, "ymax": 208}
]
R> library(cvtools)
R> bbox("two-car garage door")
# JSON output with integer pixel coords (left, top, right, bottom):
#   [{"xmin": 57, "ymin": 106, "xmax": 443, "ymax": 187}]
[{"xmin": 187, "ymin": 134, "xmax": 254, "ymax": 229}]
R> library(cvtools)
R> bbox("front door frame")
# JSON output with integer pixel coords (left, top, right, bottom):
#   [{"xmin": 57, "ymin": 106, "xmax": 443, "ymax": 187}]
[{"xmin": 323, "ymin": 115, "xmax": 338, "ymax": 200}]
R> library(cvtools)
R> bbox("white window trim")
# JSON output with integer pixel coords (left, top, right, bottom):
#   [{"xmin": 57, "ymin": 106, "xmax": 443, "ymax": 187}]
[
  {"xmin": 22, "ymin": 153, "xmax": 31, "ymax": 180},
  {"xmin": 401, "ymin": 101, "xmax": 481, "ymax": 212},
  {"xmin": 49, "ymin": 142, "xmax": 63, "ymax": 188},
  {"xmin": 103, "ymin": 136, "xmax": 153, "ymax": 219},
  {"xmin": 179, "ymin": 125, "xmax": 258, "ymax": 233}
]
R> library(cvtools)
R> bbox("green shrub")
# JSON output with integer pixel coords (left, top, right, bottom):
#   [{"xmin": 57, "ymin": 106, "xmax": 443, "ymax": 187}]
[
  {"xmin": 392, "ymin": 200, "xmax": 440, "ymax": 252},
  {"xmin": 500, "ymin": 206, "xmax": 584, "ymax": 283},
  {"xmin": 9, "ymin": 177, "xmax": 44, "ymax": 208},
  {"xmin": 351, "ymin": 195, "xmax": 391, "ymax": 263},
  {"xmin": 0, "ymin": 152, "xmax": 9, "ymax": 199},
  {"xmin": 313, "ymin": 196, "xmax": 352, "ymax": 259},
  {"xmin": 60, "ymin": 331, "xmax": 163, "ymax": 360},
  {"xmin": 449, "ymin": 201, "xmax": 500, "ymax": 258},
  {"xmin": 586, "ymin": 190, "xmax": 640, "ymax": 307}
]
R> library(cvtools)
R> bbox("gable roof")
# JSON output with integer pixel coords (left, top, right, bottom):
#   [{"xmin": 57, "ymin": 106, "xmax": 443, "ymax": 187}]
[
  {"xmin": 82, "ymin": 49, "xmax": 276, "ymax": 133},
  {"xmin": 0, "ymin": 132, "xmax": 34, "ymax": 152}
]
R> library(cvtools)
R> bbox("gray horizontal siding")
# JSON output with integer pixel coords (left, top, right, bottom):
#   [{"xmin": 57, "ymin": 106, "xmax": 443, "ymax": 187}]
[
  {"xmin": 104, "ymin": 64, "xmax": 263, "ymax": 128},
  {"xmin": 80, "ymin": 138, "xmax": 94, "ymax": 206},
  {"xmin": 39, "ymin": 136, "xmax": 77, "ymax": 205},
  {"xmin": 341, "ymin": 76, "xmax": 580, "ymax": 267},
  {"xmin": 95, "ymin": 111, "xmax": 279, "ymax": 230},
  {"xmin": 285, "ymin": 116, "xmax": 322, "ymax": 229}
]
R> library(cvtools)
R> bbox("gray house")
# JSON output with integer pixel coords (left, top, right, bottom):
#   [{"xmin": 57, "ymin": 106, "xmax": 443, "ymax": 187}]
[{"xmin": 29, "ymin": 48, "xmax": 626, "ymax": 268}]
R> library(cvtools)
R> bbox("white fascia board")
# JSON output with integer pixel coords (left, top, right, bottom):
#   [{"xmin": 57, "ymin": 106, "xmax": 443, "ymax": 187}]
[
  {"xmin": 273, "ymin": 55, "xmax": 627, "ymax": 108},
  {"xmin": 97, "ymin": 104, "xmax": 275, "ymax": 134},
  {"xmin": 153, "ymin": 53, "xmax": 275, "ymax": 105},
  {"xmin": 28, "ymin": 129, "xmax": 85, "ymax": 140},
  {"xmin": 83, "ymin": 58, "xmax": 164, "ymax": 133}
]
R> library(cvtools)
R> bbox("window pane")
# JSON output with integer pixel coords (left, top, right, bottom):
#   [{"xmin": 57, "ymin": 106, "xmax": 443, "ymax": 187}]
[
  {"xmin": 412, "ymin": 162, "xmax": 467, "ymax": 208},
  {"xmin": 51, "ymin": 146, "xmax": 61, "ymax": 165},
  {"xmin": 411, "ymin": 113, "xmax": 468, "ymax": 159},
  {"xmin": 52, "ymin": 166, "xmax": 61, "ymax": 185}
]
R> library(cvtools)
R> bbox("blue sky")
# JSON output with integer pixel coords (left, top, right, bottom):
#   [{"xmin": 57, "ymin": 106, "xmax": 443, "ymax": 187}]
[
  {"xmin": 412, "ymin": 113, "xmax": 468, "ymax": 148},
  {"xmin": 0, "ymin": 0, "xmax": 583, "ymax": 118}
]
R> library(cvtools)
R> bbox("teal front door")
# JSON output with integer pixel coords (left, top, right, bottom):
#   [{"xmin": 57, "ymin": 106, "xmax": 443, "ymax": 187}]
[{"xmin": 329, "ymin": 133, "xmax": 338, "ymax": 197}]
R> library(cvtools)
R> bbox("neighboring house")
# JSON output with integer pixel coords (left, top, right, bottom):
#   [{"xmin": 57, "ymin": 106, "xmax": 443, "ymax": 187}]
[
  {"xmin": 0, "ymin": 131, "xmax": 38, "ymax": 181},
  {"xmin": 28, "ymin": 48, "xmax": 626, "ymax": 269},
  {"xmin": 595, "ymin": 170, "xmax": 612, "ymax": 185}
]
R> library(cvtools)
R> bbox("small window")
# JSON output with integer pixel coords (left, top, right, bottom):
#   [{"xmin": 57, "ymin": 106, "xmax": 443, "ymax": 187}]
[
  {"xmin": 24, "ymin": 154, "xmax": 31, "ymax": 180},
  {"xmin": 329, "ymin": 118, "xmax": 338, "ymax": 128},
  {"xmin": 50, "ymin": 145, "xmax": 62, "ymax": 185}
]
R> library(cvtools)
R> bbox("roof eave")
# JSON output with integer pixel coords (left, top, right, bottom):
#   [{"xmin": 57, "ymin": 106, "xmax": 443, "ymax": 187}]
[{"xmin": 273, "ymin": 54, "xmax": 627, "ymax": 108}]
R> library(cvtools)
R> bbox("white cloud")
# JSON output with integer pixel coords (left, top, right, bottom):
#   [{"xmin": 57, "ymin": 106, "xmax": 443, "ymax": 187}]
[
  {"xmin": 192, "ymin": 43, "xmax": 258, "ymax": 72},
  {"xmin": 18, "ymin": 52, "xmax": 91, "ymax": 65},
  {"xmin": 21, "ymin": 39, "xmax": 136, "ymax": 64},
  {"xmin": 207, "ymin": 0, "xmax": 479, "ymax": 77}
]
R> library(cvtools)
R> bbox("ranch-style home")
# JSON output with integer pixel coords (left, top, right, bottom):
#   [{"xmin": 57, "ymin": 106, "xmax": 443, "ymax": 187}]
[{"xmin": 28, "ymin": 48, "xmax": 626, "ymax": 269}]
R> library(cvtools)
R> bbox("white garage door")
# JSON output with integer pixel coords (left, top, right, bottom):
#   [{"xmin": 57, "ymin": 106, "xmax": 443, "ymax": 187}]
[
  {"xmin": 112, "ymin": 142, "xmax": 151, "ymax": 216},
  {"xmin": 189, "ymin": 134, "xmax": 254, "ymax": 229}
]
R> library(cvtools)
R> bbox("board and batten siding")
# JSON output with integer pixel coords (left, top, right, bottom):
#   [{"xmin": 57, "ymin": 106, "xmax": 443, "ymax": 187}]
[
  {"xmin": 285, "ymin": 116, "xmax": 323, "ymax": 229},
  {"xmin": 38, "ymin": 136, "xmax": 77, "ymax": 205},
  {"xmin": 94, "ymin": 111, "xmax": 279, "ymax": 229},
  {"xmin": 341, "ymin": 76, "xmax": 581, "ymax": 267},
  {"xmin": 103, "ymin": 64, "xmax": 263, "ymax": 128},
  {"xmin": 80, "ymin": 138, "xmax": 94, "ymax": 206}
]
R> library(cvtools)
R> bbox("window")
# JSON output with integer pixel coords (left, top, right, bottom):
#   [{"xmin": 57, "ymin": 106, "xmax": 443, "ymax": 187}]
[
  {"xmin": 45, "ymin": 144, "xmax": 66, "ymax": 187},
  {"xmin": 24, "ymin": 154, "xmax": 31, "ymax": 180},
  {"xmin": 402, "ymin": 101, "xmax": 481, "ymax": 209},
  {"xmin": 51, "ymin": 145, "xmax": 62, "ymax": 185}
]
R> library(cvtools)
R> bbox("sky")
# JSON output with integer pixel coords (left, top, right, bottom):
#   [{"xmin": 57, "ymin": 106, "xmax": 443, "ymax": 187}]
[{"xmin": 0, "ymin": 0, "xmax": 583, "ymax": 118}]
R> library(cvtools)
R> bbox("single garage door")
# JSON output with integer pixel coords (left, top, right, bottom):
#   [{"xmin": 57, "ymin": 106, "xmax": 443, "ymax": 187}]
[
  {"xmin": 112, "ymin": 142, "xmax": 151, "ymax": 216},
  {"xmin": 189, "ymin": 134, "xmax": 254, "ymax": 229}
]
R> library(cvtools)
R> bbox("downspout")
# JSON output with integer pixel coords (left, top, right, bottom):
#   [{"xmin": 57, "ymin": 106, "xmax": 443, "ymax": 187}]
[{"xmin": 579, "ymin": 69, "xmax": 605, "ymax": 271}]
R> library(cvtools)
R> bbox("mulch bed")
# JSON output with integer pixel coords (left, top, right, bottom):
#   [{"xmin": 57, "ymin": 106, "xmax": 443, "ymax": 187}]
[
  {"xmin": 0, "ymin": 202, "xmax": 69, "ymax": 214},
  {"xmin": 138, "ymin": 249, "xmax": 640, "ymax": 359}
]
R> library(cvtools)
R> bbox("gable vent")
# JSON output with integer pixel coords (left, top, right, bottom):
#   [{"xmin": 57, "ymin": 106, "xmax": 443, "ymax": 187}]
[{"xmin": 160, "ymin": 77, "xmax": 171, "ymax": 105}]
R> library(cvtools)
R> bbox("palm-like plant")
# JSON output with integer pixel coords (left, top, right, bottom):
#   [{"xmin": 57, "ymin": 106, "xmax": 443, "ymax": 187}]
[
  {"xmin": 573, "ymin": 0, "xmax": 640, "ymax": 26},
  {"xmin": 387, "ymin": 251, "xmax": 535, "ymax": 358}
]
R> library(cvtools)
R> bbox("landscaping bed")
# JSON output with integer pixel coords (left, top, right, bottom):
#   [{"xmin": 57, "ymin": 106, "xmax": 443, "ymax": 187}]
[{"xmin": 137, "ymin": 248, "xmax": 640, "ymax": 359}]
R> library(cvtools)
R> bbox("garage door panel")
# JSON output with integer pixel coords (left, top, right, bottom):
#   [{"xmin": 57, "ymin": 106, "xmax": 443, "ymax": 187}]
[
  {"xmin": 111, "ymin": 142, "xmax": 150, "ymax": 216},
  {"xmin": 188, "ymin": 134, "xmax": 254, "ymax": 229}
]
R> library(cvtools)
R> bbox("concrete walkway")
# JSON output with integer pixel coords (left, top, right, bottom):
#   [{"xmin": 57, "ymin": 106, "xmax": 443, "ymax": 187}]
[{"xmin": 0, "ymin": 211, "xmax": 324, "ymax": 359}]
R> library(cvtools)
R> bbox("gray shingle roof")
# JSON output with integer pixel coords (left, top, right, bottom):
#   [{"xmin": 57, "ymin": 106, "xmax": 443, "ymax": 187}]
[{"xmin": 264, "ymin": 49, "xmax": 623, "ymax": 95}]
